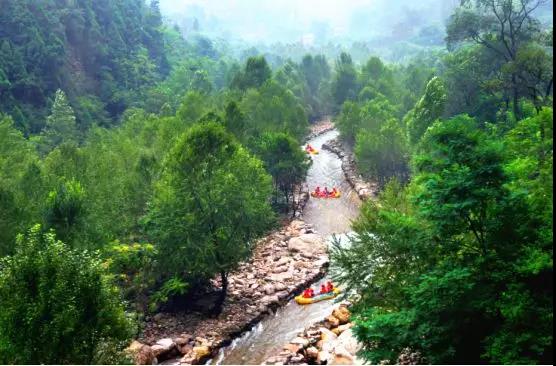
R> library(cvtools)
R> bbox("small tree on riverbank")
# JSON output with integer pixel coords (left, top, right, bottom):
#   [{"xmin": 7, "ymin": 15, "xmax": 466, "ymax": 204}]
[
  {"xmin": 147, "ymin": 122, "xmax": 275, "ymax": 314},
  {"xmin": 254, "ymin": 132, "xmax": 310, "ymax": 216}
]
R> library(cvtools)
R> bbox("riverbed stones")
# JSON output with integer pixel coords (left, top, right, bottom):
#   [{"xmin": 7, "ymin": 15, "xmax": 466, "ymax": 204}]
[
  {"xmin": 322, "ymin": 138, "xmax": 378, "ymax": 202},
  {"xmin": 134, "ymin": 217, "xmax": 330, "ymax": 365},
  {"xmin": 288, "ymin": 234, "xmax": 325, "ymax": 256},
  {"xmin": 263, "ymin": 303, "xmax": 359, "ymax": 366}
]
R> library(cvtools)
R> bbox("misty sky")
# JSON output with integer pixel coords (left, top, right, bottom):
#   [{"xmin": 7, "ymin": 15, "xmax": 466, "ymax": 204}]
[{"xmin": 159, "ymin": 0, "xmax": 460, "ymax": 43}]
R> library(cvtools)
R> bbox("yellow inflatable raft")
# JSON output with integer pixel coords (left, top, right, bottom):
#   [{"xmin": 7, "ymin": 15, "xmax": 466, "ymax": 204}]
[
  {"xmin": 305, "ymin": 146, "xmax": 319, "ymax": 155},
  {"xmin": 295, "ymin": 288, "xmax": 341, "ymax": 305}
]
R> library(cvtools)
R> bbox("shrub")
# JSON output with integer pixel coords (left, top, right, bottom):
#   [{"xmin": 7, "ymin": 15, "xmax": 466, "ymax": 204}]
[{"xmin": 0, "ymin": 225, "xmax": 134, "ymax": 364}]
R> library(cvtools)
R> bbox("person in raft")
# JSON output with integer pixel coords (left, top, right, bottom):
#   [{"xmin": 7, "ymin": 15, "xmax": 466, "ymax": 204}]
[
  {"xmin": 326, "ymin": 281, "xmax": 334, "ymax": 292},
  {"xmin": 323, "ymin": 187, "xmax": 330, "ymax": 197},
  {"xmin": 302, "ymin": 288, "xmax": 315, "ymax": 298},
  {"xmin": 331, "ymin": 187, "xmax": 338, "ymax": 197},
  {"xmin": 320, "ymin": 284, "xmax": 328, "ymax": 294},
  {"xmin": 314, "ymin": 186, "xmax": 321, "ymax": 196}
]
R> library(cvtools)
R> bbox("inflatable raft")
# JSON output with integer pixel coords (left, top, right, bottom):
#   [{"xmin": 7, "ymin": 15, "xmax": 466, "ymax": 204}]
[
  {"xmin": 311, "ymin": 191, "xmax": 341, "ymax": 199},
  {"xmin": 305, "ymin": 146, "xmax": 319, "ymax": 155},
  {"xmin": 295, "ymin": 288, "xmax": 341, "ymax": 305}
]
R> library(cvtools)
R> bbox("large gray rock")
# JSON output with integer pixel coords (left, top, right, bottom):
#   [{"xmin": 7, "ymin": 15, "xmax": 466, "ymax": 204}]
[
  {"xmin": 335, "ymin": 329, "xmax": 360, "ymax": 357},
  {"xmin": 288, "ymin": 234, "xmax": 325, "ymax": 256},
  {"xmin": 151, "ymin": 338, "xmax": 176, "ymax": 360}
]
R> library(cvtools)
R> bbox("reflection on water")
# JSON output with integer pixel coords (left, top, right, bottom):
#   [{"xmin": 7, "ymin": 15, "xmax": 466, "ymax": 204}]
[{"xmin": 215, "ymin": 130, "xmax": 361, "ymax": 365}]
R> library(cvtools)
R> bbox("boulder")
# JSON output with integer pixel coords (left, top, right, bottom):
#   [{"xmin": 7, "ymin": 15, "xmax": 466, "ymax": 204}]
[
  {"xmin": 290, "ymin": 220, "xmax": 305, "ymax": 230},
  {"xmin": 273, "ymin": 265, "xmax": 288, "ymax": 273},
  {"xmin": 290, "ymin": 337, "xmax": 309, "ymax": 347},
  {"xmin": 151, "ymin": 338, "xmax": 176, "ymax": 360},
  {"xmin": 270, "ymin": 271, "xmax": 293, "ymax": 282},
  {"xmin": 261, "ymin": 295, "xmax": 279, "ymax": 306},
  {"xmin": 335, "ymin": 329, "xmax": 360, "ymax": 356},
  {"xmin": 332, "ymin": 306, "xmax": 351, "ymax": 325},
  {"xmin": 125, "ymin": 341, "xmax": 156, "ymax": 365},
  {"xmin": 331, "ymin": 323, "xmax": 353, "ymax": 336},
  {"xmin": 317, "ymin": 350, "xmax": 332, "ymax": 364},
  {"xmin": 306, "ymin": 346, "xmax": 319, "ymax": 360},
  {"xmin": 283, "ymin": 343, "xmax": 303, "ymax": 354},
  {"xmin": 174, "ymin": 336, "xmax": 191, "ymax": 347},
  {"xmin": 288, "ymin": 234, "xmax": 325, "ymax": 257},
  {"xmin": 180, "ymin": 344, "xmax": 193, "ymax": 356},
  {"xmin": 331, "ymin": 352, "xmax": 355, "ymax": 365},
  {"xmin": 192, "ymin": 345, "xmax": 211, "ymax": 364},
  {"xmin": 263, "ymin": 284, "xmax": 276, "ymax": 295},
  {"xmin": 319, "ymin": 327, "xmax": 338, "ymax": 342},
  {"xmin": 325, "ymin": 315, "xmax": 340, "ymax": 329}
]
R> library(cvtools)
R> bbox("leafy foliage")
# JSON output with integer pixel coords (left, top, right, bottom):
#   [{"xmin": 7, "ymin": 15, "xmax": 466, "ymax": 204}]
[
  {"xmin": 0, "ymin": 225, "xmax": 133, "ymax": 364},
  {"xmin": 333, "ymin": 110, "xmax": 553, "ymax": 364},
  {"xmin": 146, "ymin": 122, "xmax": 275, "ymax": 312},
  {"xmin": 254, "ymin": 132, "xmax": 311, "ymax": 214}
]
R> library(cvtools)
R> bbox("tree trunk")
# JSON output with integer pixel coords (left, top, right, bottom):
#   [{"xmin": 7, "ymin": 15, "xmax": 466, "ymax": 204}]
[
  {"xmin": 512, "ymin": 73, "xmax": 521, "ymax": 120},
  {"xmin": 211, "ymin": 271, "xmax": 228, "ymax": 316}
]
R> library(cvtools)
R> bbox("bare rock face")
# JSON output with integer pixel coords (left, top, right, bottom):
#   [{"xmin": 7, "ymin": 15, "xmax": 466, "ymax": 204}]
[
  {"xmin": 151, "ymin": 338, "xmax": 177, "ymax": 361},
  {"xmin": 125, "ymin": 340, "xmax": 156, "ymax": 365},
  {"xmin": 288, "ymin": 234, "xmax": 325, "ymax": 257}
]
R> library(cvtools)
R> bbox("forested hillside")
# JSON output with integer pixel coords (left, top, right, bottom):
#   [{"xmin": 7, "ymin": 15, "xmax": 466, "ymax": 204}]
[
  {"xmin": 0, "ymin": 0, "xmax": 168, "ymax": 133},
  {"xmin": 0, "ymin": 0, "xmax": 553, "ymax": 364}
]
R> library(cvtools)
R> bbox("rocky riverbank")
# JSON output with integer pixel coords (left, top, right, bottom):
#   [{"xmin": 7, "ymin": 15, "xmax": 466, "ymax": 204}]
[
  {"xmin": 321, "ymin": 138, "xmax": 378, "ymax": 201},
  {"xmin": 126, "ymin": 220, "xmax": 330, "ymax": 365},
  {"xmin": 305, "ymin": 119, "xmax": 335, "ymax": 142},
  {"xmin": 263, "ymin": 304, "xmax": 361, "ymax": 365}
]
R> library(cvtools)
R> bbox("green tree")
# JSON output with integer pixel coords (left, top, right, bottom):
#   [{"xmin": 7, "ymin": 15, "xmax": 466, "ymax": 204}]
[
  {"xmin": 241, "ymin": 80, "xmax": 309, "ymax": 141},
  {"xmin": 0, "ymin": 225, "xmax": 133, "ymax": 364},
  {"xmin": 147, "ymin": 122, "xmax": 275, "ymax": 314},
  {"xmin": 331, "ymin": 52, "xmax": 359, "ymax": 111},
  {"xmin": 446, "ymin": 0, "xmax": 552, "ymax": 118},
  {"xmin": 44, "ymin": 179, "xmax": 86, "ymax": 247},
  {"xmin": 355, "ymin": 118, "xmax": 408, "ymax": 185},
  {"xmin": 254, "ymin": 132, "xmax": 311, "ymax": 214},
  {"xmin": 36, "ymin": 89, "xmax": 79, "ymax": 155},
  {"xmin": 0, "ymin": 115, "xmax": 40, "ymax": 254},
  {"xmin": 405, "ymin": 76, "xmax": 447, "ymax": 146},
  {"xmin": 332, "ymin": 114, "xmax": 553, "ymax": 364},
  {"xmin": 232, "ymin": 56, "xmax": 272, "ymax": 90}
]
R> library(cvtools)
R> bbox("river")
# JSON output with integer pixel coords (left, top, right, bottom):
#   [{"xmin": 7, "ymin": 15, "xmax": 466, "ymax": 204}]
[{"xmin": 213, "ymin": 129, "xmax": 361, "ymax": 365}]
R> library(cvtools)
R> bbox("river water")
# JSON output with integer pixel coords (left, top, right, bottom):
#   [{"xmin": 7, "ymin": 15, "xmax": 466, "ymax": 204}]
[{"xmin": 213, "ymin": 130, "xmax": 361, "ymax": 365}]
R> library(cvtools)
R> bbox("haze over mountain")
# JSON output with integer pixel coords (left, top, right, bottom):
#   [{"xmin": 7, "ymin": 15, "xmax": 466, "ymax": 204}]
[{"xmin": 159, "ymin": 0, "xmax": 460, "ymax": 45}]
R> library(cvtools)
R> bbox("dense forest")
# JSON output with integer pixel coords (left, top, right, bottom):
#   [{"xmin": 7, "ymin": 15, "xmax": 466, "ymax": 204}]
[{"xmin": 0, "ymin": 0, "xmax": 553, "ymax": 364}]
